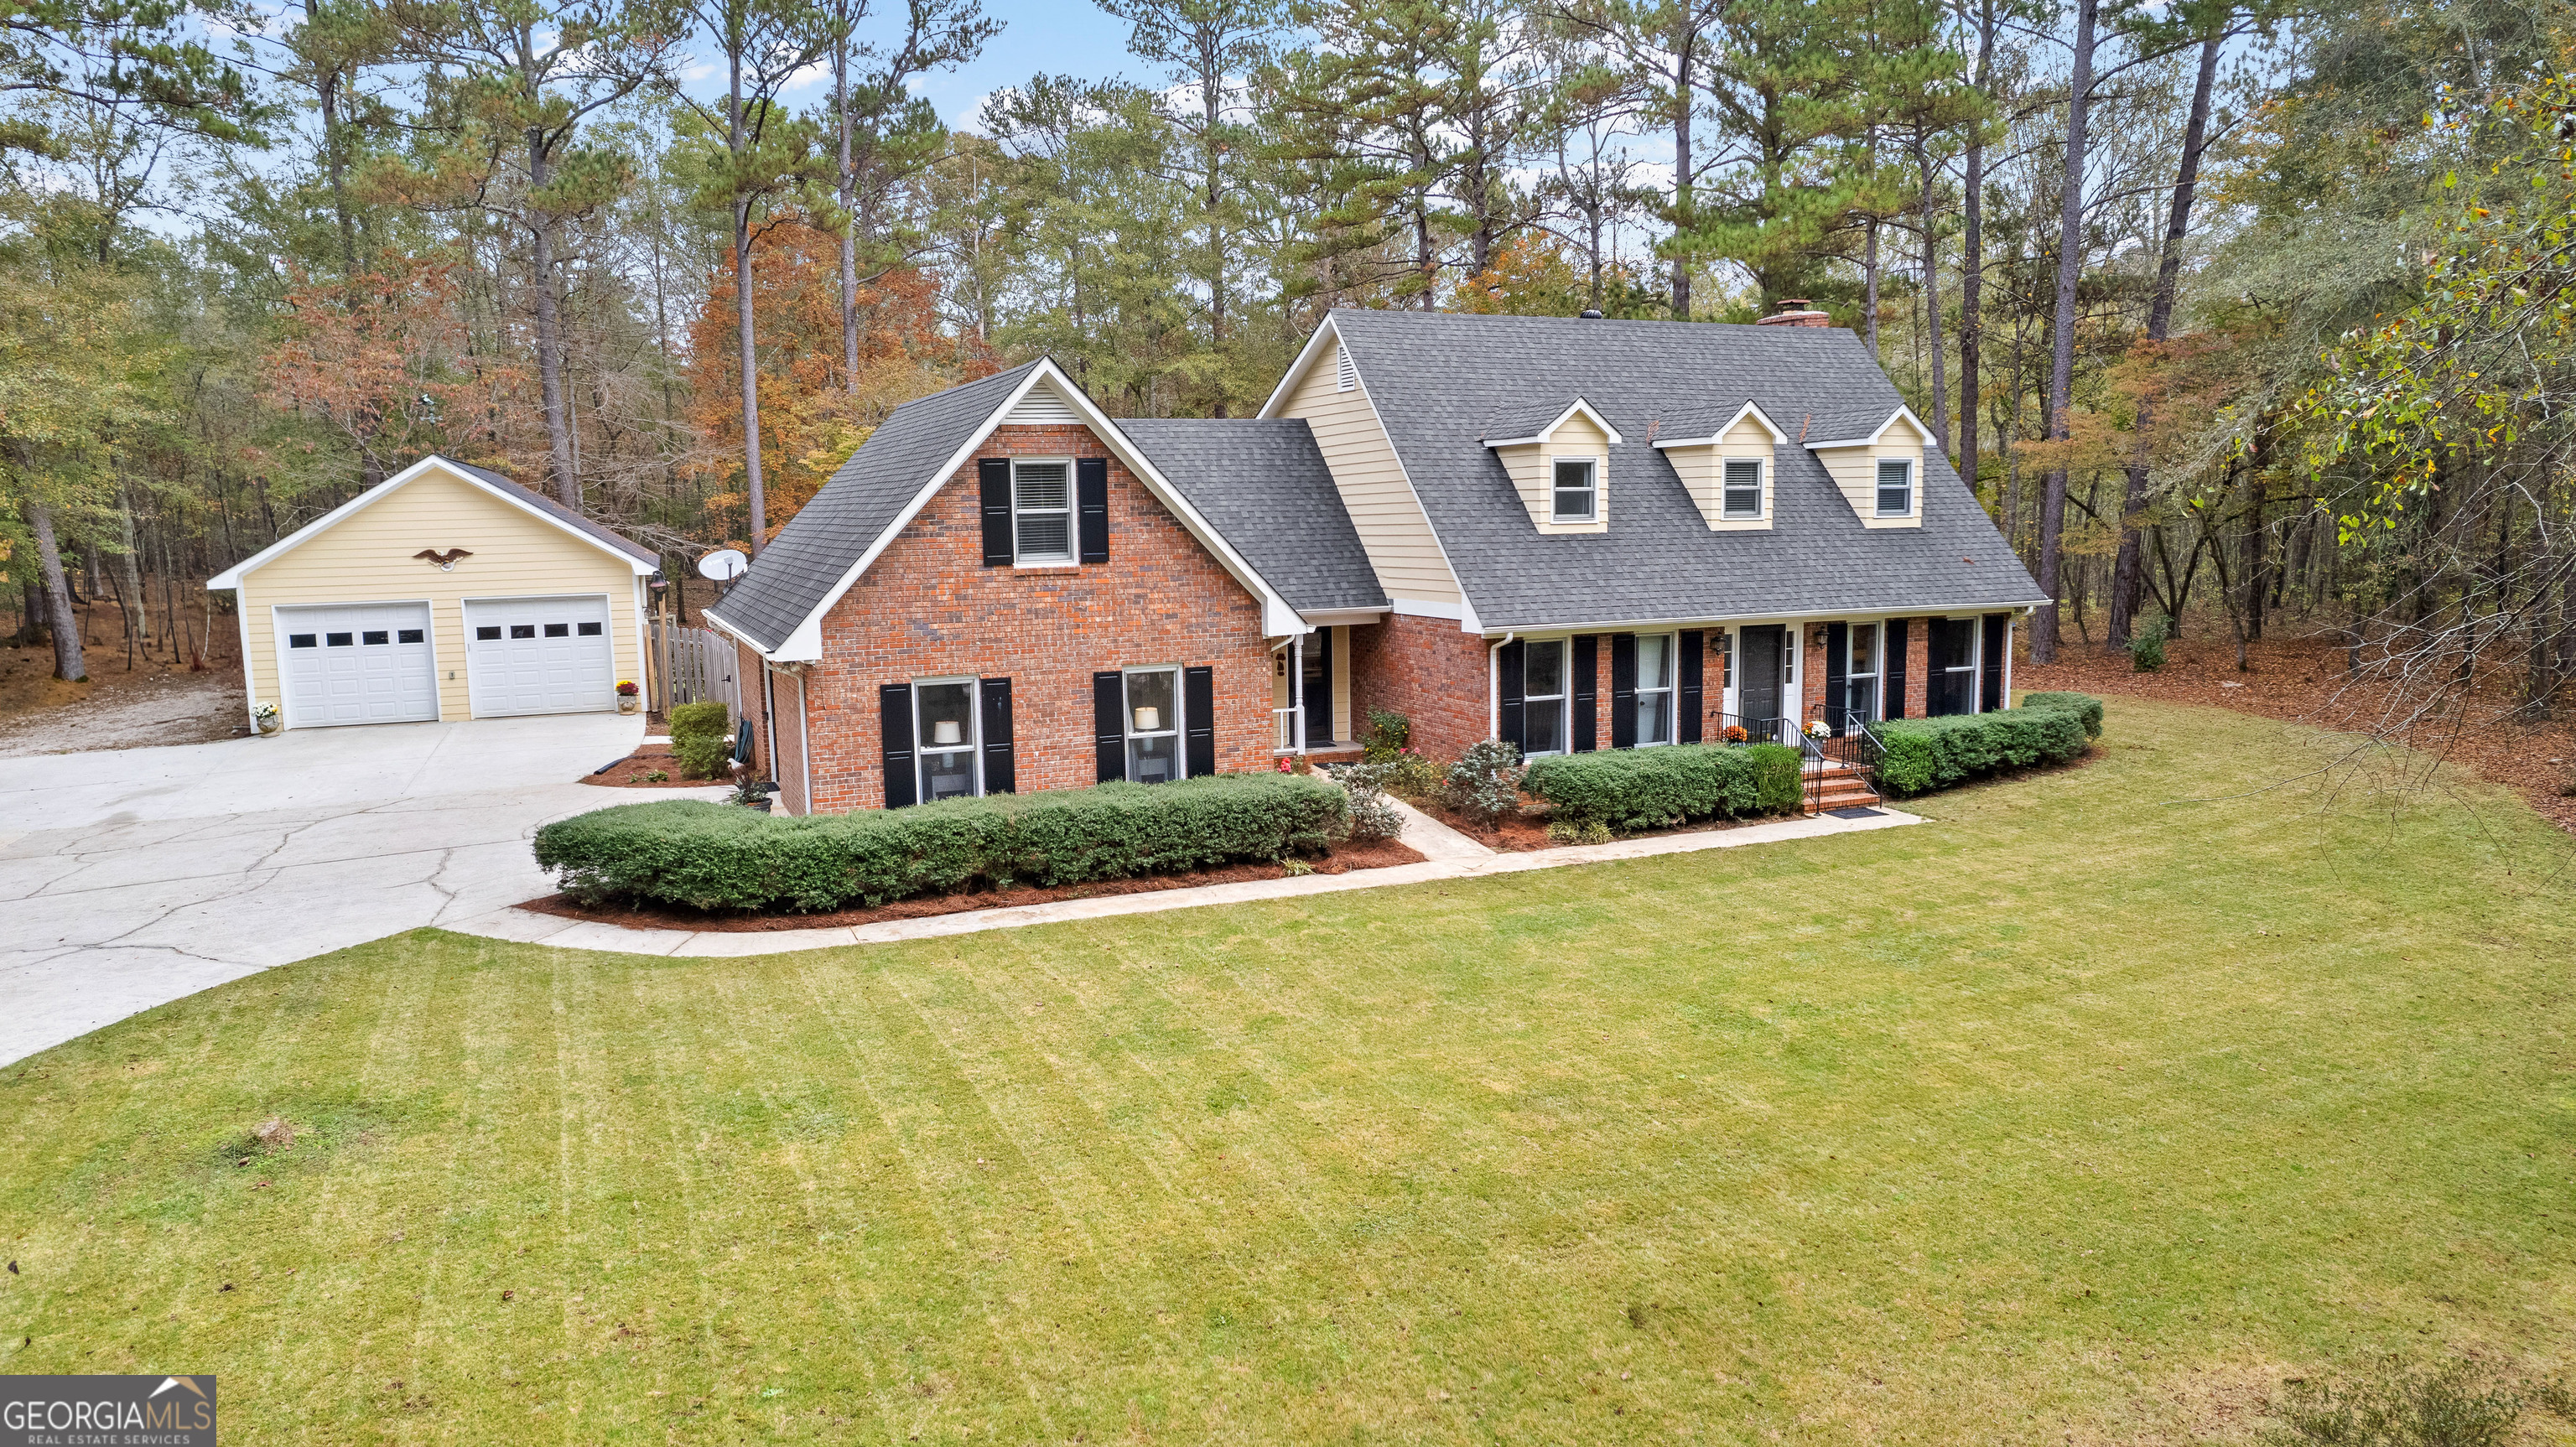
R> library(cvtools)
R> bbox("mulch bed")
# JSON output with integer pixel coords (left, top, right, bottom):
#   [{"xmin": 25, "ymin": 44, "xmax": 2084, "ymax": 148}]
[
  {"xmin": 518, "ymin": 838, "xmax": 1430, "ymax": 932},
  {"xmin": 581, "ymin": 746, "xmax": 728, "ymax": 789},
  {"xmin": 2015, "ymin": 629, "xmax": 2576, "ymax": 836},
  {"xmin": 1409, "ymin": 799, "xmax": 1790, "ymax": 852}
]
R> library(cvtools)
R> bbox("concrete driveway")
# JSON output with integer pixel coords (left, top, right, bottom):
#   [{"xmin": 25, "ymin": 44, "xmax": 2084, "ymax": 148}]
[{"xmin": 0, "ymin": 713, "xmax": 709, "ymax": 1065}]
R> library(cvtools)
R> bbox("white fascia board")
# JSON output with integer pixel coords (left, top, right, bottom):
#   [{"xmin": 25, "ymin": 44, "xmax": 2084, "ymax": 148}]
[
  {"xmin": 1299, "ymin": 607, "xmax": 1385, "ymax": 626},
  {"xmin": 1483, "ymin": 397, "xmax": 1623, "ymax": 449},
  {"xmin": 1654, "ymin": 401, "xmax": 1788, "ymax": 449},
  {"xmin": 754, "ymin": 357, "xmax": 1305, "ymax": 661},
  {"xmin": 1805, "ymin": 403, "xmax": 1929, "ymax": 450},
  {"xmin": 1256, "ymin": 314, "xmax": 1344, "ymax": 419},
  {"xmin": 205, "ymin": 454, "xmax": 653, "ymax": 589}
]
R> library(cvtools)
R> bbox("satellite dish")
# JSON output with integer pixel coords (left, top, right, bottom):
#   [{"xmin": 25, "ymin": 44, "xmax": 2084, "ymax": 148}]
[{"xmin": 697, "ymin": 548, "xmax": 749, "ymax": 582}]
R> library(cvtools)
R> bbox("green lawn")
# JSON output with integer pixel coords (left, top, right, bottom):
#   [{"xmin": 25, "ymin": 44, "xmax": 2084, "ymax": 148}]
[{"xmin": 5, "ymin": 699, "xmax": 2573, "ymax": 1444}]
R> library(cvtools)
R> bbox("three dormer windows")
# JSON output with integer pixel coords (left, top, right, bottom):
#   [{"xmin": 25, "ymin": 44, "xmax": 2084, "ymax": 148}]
[
  {"xmin": 1722, "ymin": 459, "xmax": 1763, "ymax": 519},
  {"xmin": 1876, "ymin": 458, "xmax": 1913, "ymax": 516},
  {"xmin": 1552, "ymin": 459, "xmax": 1597, "ymax": 522}
]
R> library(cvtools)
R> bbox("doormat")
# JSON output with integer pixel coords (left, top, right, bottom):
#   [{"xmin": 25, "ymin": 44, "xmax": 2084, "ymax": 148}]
[{"xmin": 1825, "ymin": 806, "xmax": 1886, "ymax": 819}]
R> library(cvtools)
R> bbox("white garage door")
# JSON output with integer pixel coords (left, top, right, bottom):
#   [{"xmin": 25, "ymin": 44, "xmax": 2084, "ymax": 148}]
[
  {"xmin": 465, "ymin": 595, "xmax": 615, "ymax": 718},
  {"xmin": 278, "ymin": 603, "xmax": 439, "ymax": 728}
]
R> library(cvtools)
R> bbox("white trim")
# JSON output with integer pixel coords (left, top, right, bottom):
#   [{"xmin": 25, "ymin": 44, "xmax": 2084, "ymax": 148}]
[
  {"xmin": 1873, "ymin": 456, "xmax": 1915, "ymax": 516},
  {"xmin": 1483, "ymin": 397, "xmax": 1624, "ymax": 449},
  {"xmin": 1548, "ymin": 456, "xmax": 1601, "ymax": 524},
  {"xmin": 205, "ymin": 455, "xmax": 653, "ymax": 589},
  {"xmin": 911, "ymin": 674, "xmax": 984, "ymax": 800},
  {"xmin": 1298, "ymin": 608, "xmax": 1384, "ymax": 626},
  {"xmin": 743, "ymin": 358, "xmax": 1306, "ymax": 662},
  {"xmin": 1121, "ymin": 663, "xmax": 1188, "ymax": 779},
  {"xmin": 1651, "ymin": 400, "xmax": 1789, "ymax": 449},
  {"xmin": 1804, "ymin": 404, "xmax": 1933, "ymax": 450},
  {"xmin": 1519, "ymin": 635, "xmax": 1571, "ymax": 757},
  {"xmin": 1259, "ymin": 314, "xmax": 1348, "ymax": 419},
  {"xmin": 796, "ymin": 668, "xmax": 813, "ymax": 816},
  {"xmin": 1006, "ymin": 454, "xmax": 1076, "ymax": 565},
  {"xmin": 1390, "ymin": 596, "xmax": 1465, "ymax": 620},
  {"xmin": 1719, "ymin": 456, "xmax": 1767, "ymax": 521}
]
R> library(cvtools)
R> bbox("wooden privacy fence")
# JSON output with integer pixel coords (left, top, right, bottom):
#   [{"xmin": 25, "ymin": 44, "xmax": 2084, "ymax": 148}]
[{"xmin": 649, "ymin": 620, "xmax": 740, "ymax": 718}]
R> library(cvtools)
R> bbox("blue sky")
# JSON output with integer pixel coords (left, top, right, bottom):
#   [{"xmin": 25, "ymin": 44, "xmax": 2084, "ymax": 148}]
[{"xmin": 784, "ymin": 0, "xmax": 1152, "ymax": 132}]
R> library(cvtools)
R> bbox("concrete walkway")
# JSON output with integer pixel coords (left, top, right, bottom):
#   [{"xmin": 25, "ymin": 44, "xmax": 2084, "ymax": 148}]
[
  {"xmin": 0, "ymin": 713, "xmax": 722, "ymax": 1065},
  {"xmin": 446, "ymin": 799, "xmax": 1922, "ymax": 958}
]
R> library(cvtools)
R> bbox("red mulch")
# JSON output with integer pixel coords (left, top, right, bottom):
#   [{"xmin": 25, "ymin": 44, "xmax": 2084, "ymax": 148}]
[
  {"xmin": 519, "ymin": 838, "xmax": 1430, "ymax": 932},
  {"xmin": 582, "ymin": 746, "xmax": 727, "ymax": 789},
  {"xmin": 2015, "ymin": 629, "xmax": 2576, "ymax": 835}
]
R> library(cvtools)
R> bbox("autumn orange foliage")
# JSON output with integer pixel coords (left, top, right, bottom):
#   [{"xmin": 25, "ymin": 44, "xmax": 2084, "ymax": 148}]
[{"xmin": 687, "ymin": 219, "xmax": 985, "ymax": 545}]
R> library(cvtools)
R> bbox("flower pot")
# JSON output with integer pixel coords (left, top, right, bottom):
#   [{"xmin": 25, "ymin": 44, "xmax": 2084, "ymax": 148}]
[
  {"xmin": 256, "ymin": 718, "xmax": 281, "ymax": 736},
  {"xmin": 617, "ymin": 696, "xmax": 641, "ymax": 714}
]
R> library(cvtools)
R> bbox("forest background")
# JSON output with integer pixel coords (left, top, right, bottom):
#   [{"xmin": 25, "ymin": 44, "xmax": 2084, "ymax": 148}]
[{"xmin": 4, "ymin": 0, "xmax": 2573, "ymax": 736}]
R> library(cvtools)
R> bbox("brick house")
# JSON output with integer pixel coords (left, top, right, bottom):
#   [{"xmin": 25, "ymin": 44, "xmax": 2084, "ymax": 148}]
[{"xmin": 705, "ymin": 309, "xmax": 2048, "ymax": 815}]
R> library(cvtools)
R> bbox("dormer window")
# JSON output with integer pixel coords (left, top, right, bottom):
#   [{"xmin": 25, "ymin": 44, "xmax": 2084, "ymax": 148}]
[
  {"xmin": 1875, "ymin": 458, "xmax": 1913, "ymax": 516},
  {"xmin": 1552, "ymin": 459, "xmax": 1597, "ymax": 522},
  {"xmin": 1722, "ymin": 459, "xmax": 1763, "ymax": 519}
]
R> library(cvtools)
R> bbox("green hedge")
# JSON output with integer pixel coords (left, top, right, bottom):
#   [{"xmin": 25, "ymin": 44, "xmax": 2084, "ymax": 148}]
[
  {"xmin": 1874, "ymin": 696, "xmax": 2097, "ymax": 796},
  {"xmin": 1521, "ymin": 742, "xmax": 1805, "ymax": 831},
  {"xmin": 668, "ymin": 700, "xmax": 733, "ymax": 780},
  {"xmin": 532, "ymin": 773, "xmax": 1352, "ymax": 914},
  {"xmin": 2018, "ymin": 690, "xmax": 2105, "ymax": 738}
]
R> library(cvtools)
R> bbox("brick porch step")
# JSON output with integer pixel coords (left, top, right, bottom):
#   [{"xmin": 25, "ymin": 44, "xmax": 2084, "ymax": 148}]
[{"xmin": 1807, "ymin": 761, "xmax": 1883, "ymax": 813}]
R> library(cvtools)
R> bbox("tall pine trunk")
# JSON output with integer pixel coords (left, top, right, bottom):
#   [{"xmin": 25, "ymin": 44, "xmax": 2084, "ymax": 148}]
[
  {"xmin": 1670, "ymin": 31, "xmax": 1694, "ymax": 317},
  {"xmin": 2032, "ymin": 0, "xmax": 2099, "ymax": 665},
  {"xmin": 728, "ymin": 50, "xmax": 768, "ymax": 552},
  {"xmin": 2109, "ymin": 31, "xmax": 2220, "ymax": 644},
  {"xmin": 835, "ymin": 41, "xmax": 859, "ymax": 398},
  {"xmin": 1914, "ymin": 131, "xmax": 1947, "ymax": 456},
  {"xmin": 1957, "ymin": 0, "xmax": 1995, "ymax": 501},
  {"xmin": 528, "ymin": 126, "xmax": 580, "ymax": 508}
]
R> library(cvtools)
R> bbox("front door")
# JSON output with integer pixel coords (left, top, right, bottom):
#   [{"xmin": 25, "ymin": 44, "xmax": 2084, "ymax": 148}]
[
  {"xmin": 1302, "ymin": 628, "xmax": 1332, "ymax": 745},
  {"xmin": 1737, "ymin": 625, "xmax": 1784, "ymax": 741}
]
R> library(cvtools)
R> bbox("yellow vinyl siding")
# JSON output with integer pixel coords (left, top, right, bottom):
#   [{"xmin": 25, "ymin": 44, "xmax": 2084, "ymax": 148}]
[
  {"xmin": 1813, "ymin": 413, "xmax": 1927, "ymax": 529},
  {"xmin": 236, "ymin": 463, "xmax": 644, "ymax": 724},
  {"xmin": 1494, "ymin": 409, "xmax": 1611, "ymax": 535},
  {"xmin": 1277, "ymin": 343, "xmax": 1462, "ymax": 606}
]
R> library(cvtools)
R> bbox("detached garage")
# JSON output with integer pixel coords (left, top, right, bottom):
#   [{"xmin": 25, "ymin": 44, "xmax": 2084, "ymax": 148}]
[{"xmin": 209, "ymin": 455, "xmax": 658, "ymax": 731}]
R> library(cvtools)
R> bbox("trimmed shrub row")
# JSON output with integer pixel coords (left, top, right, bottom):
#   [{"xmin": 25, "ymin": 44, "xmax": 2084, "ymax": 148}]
[
  {"xmin": 1521, "ymin": 741, "xmax": 1805, "ymax": 831},
  {"xmin": 532, "ymin": 773, "xmax": 1352, "ymax": 914},
  {"xmin": 1873, "ymin": 693, "xmax": 2100, "ymax": 797}
]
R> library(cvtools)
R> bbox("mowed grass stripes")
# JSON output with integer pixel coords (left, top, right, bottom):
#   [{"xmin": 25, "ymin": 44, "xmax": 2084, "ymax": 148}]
[{"xmin": 4, "ymin": 698, "xmax": 2572, "ymax": 1443}]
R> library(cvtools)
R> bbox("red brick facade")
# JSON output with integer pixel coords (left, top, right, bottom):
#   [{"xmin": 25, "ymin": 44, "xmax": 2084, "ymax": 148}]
[
  {"xmin": 742, "ymin": 423, "xmax": 1277, "ymax": 812},
  {"xmin": 1347, "ymin": 613, "xmax": 1493, "ymax": 762}
]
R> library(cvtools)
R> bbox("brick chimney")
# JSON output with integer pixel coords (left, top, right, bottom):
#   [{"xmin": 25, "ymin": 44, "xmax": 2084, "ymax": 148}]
[{"xmin": 1755, "ymin": 298, "xmax": 1832, "ymax": 328}]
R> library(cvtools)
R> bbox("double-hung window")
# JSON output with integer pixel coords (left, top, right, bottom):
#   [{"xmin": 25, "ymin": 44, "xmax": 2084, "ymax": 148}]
[
  {"xmin": 1633, "ymin": 633, "xmax": 1675, "ymax": 746},
  {"xmin": 1523, "ymin": 640, "xmax": 1567, "ymax": 755},
  {"xmin": 1929, "ymin": 618, "xmax": 1979, "ymax": 716},
  {"xmin": 1875, "ymin": 458, "xmax": 1913, "ymax": 516},
  {"xmin": 915, "ymin": 678, "xmax": 980, "ymax": 801},
  {"xmin": 1012, "ymin": 459, "xmax": 1073, "ymax": 563},
  {"xmin": 1722, "ymin": 459, "xmax": 1763, "ymax": 519},
  {"xmin": 1845, "ymin": 622, "xmax": 1882, "ymax": 726},
  {"xmin": 1124, "ymin": 666, "xmax": 1181, "ymax": 783},
  {"xmin": 1551, "ymin": 459, "xmax": 1597, "ymax": 522}
]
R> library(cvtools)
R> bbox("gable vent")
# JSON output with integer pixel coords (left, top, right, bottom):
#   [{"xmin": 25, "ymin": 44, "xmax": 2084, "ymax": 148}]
[
  {"xmin": 1004, "ymin": 381, "xmax": 1080, "ymax": 426},
  {"xmin": 1336, "ymin": 343, "xmax": 1357, "ymax": 392}
]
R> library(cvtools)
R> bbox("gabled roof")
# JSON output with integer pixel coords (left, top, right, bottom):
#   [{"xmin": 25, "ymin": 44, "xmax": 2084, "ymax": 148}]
[
  {"xmin": 1805, "ymin": 403, "xmax": 1930, "ymax": 449},
  {"xmin": 205, "ymin": 454, "xmax": 657, "ymax": 589},
  {"xmin": 704, "ymin": 358, "xmax": 1307, "ymax": 660},
  {"xmin": 1118, "ymin": 419, "xmax": 1386, "ymax": 615},
  {"xmin": 1482, "ymin": 396, "xmax": 1623, "ymax": 448},
  {"xmin": 1269, "ymin": 311, "xmax": 2046, "ymax": 632},
  {"xmin": 1653, "ymin": 400, "xmax": 1788, "ymax": 449}
]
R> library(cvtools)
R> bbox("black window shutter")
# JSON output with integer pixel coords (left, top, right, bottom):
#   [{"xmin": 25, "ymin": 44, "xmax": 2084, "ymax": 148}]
[
  {"xmin": 1609, "ymin": 633, "xmax": 1638, "ymax": 749},
  {"xmin": 1981, "ymin": 613, "xmax": 2007, "ymax": 712},
  {"xmin": 979, "ymin": 458, "xmax": 1013, "ymax": 566},
  {"xmin": 1497, "ymin": 639, "xmax": 1525, "ymax": 751},
  {"xmin": 879, "ymin": 682, "xmax": 917, "ymax": 808},
  {"xmin": 1184, "ymin": 665, "xmax": 1215, "ymax": 777},
  {"xmin": 1093, "ymin": 671, "xmax": 1127, "ymax": 782},
  {"xmin": 1677, "ymin": 629, "xmax": 1704, "ymax": 743},
  {"xmin": 1077, "ymin": 457, "xmax": 1109, "ymax": 563},
  {"xmin": 1825, "ymin": 621, "xmax": 1849, "ymax": 731},
  {"xmin": 1885, "ymin": 619, "xmax": 1909, "ymax": 719},
  {"xmin": 1570, "ymin": 634, "xmax": 1598, "ymax": 752},
  {"xmin": 979, "ymin": 677, "xmax": 1015, "ymax": 795}
]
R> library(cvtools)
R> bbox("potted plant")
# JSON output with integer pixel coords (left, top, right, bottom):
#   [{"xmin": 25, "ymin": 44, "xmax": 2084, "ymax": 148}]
[
  {"xmin": 1805, "ymin": 718, "xmax": 1831, "ymax": 741},
  {"xmin": 252, "ymin": 702, "xmax": 281, "ymax": 736},
  {"xmin": 615, "ymin": 680, "xmax": 641, "ymax": 714},
  {"xmin": 1722, "ymin": 724, "xmax": 1748, "ymax": 744}
]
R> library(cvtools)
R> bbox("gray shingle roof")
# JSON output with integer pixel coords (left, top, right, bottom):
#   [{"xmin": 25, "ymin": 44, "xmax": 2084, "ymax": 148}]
[
  {"xmin": 1322, "ymin": 311, "xmax": 2049, "ymax": 631},
  {"xmin": 449, "ymin": 459, "xmax": 660, "ymax": 565},
  {"xmin": 711, "ymin": 361, "xmax": 1044, "ymax": 651},
  {"xmin": 1118, "ymin": 419, "xmax": 1387, "ymax": 615}
]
